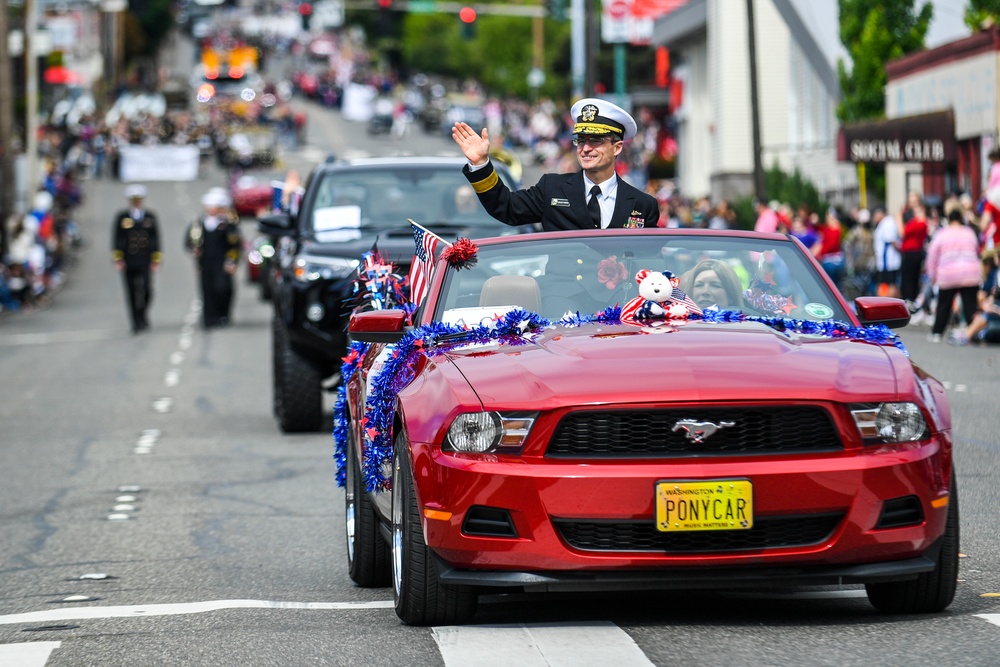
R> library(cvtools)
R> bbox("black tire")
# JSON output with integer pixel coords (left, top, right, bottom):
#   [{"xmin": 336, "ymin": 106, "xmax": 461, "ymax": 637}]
[
  {"xmin": 260, "ymin": 267, "xmax": 273, "ymax": 301},
  {"xmin": 866, "ymin": 473, "xmax": 959, "ymax": 613},
  {"xmin": 346, "ymin": 429, "xmax": 390, "ymax": 587},
  {"xmin": 272, "ymin": 317, "xmax": 324, "ymax": 433},
  {"xmin": 271, "ymin": 316, "xmax": 282, "ymax": 418},
  {"xmin": 391, "ymin": 431, "xmax": 477, "ymax": 626}
]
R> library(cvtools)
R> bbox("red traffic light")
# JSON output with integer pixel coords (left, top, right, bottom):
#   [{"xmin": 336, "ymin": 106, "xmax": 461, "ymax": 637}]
[
  {"xmin": 298, "ymin": 2, "xmax": 312, "ymax": 15},
  {"xmin": 378, "ymin": 0, "xmax": 392, "ymax": 8},
  {"xmin": 459, "ymin": 6, "xmax": 476, "ymax": 23}
]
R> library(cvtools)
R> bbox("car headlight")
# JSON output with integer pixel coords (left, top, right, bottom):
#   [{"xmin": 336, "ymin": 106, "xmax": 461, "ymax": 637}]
[
  {"xmin": 850, "ymin": 402, "xmax": 928, "ymax": 443},
  {"xmin": 445, "ymin": 412, "xmax": 536, "ymax": 454},
  {"xmin": 292, "ymin": 255, "xmax": 359, "ymax": 282}
]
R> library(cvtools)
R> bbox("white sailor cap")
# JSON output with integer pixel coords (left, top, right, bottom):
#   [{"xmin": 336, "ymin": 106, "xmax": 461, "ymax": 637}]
[
  {"xmin": 201, "ymin": 188, "xmax": 232, "ymax": 208},
  {"xmin": 570, "ymin": 97, "xmax": 637, "ymax": 141},
  {"xmin": 125, "ymin": 183, "xmax": 147, "ymax": 199}
]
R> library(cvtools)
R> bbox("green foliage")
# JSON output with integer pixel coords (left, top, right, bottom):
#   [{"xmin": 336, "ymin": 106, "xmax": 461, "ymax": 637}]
[
  {"xmin": 400, "ymin": 13, "xmax": 572, "ymax": 100},
  {"xmin": 731, "ymin": 162, "xmax": 829, "ymax": 230},
  {"xmin": 836, "ymin": 0, "xmax": 932, "ymax": 122},
  {"xmin": 965, "ymin": 0, "xmax": 1000, "ymax": 30},
  {"xmin": 126, "ymin": 0, "xmax": 174, "ymax": 58}
]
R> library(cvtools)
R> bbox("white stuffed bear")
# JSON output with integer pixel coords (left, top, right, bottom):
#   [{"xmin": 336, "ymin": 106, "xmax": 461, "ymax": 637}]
[{"xmin": 621, "ymin": 269, "xmax": 701, "ymax": 323}]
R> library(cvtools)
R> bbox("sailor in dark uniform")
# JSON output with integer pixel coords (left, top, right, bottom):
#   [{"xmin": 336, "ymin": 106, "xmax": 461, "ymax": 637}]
[
  {"xmin": 452, "ymin": 97, "xmax": 659, "ymax": 232},
  {"xmin": 185, "ymin": 188, "xmax": 242, "ymax": 328},
  {"xmin": 112, "ymin": 184, "xmax": 161, "ymax": 332}
]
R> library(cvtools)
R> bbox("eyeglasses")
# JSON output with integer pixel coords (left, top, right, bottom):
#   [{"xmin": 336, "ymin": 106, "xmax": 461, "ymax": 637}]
[{"xmin": 573, "ymin": 135, "xmax": 617, "ymax": 147}]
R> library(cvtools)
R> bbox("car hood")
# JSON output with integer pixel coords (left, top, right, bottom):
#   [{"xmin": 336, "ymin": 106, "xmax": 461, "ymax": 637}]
[{"xmin": 440, "ymin": 321, "xmax": 911, "ymax": 407}]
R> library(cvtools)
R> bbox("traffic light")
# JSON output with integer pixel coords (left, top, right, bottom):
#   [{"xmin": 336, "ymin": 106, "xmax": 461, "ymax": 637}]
[
  {"xmin": 459, "ymin": 6, "xmax": 476, "ymax": 40},
  {"xmin": 378, "ymin": 0, "xmax": 393, "ymax": 34},
  {"xmin": 546, "ymin": 0, "xmax": 566, "ymax": 21},
  {"xmin": 298, "ymin": 2, "xmax": 312, "ymax": 31}
]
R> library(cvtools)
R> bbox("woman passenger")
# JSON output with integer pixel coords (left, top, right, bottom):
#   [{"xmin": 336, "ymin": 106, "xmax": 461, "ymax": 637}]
[{"xmin": 683, "ymin": 259, "xmax": 745, "ymax": 311}]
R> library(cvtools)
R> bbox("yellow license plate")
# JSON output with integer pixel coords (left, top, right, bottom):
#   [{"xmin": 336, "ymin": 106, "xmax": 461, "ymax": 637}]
[{"xmin": 655, "ymin": 479, "xmax": 753, "ymax": 532}]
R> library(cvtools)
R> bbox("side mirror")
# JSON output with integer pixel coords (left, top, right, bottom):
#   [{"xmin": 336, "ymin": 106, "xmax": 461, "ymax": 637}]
[
  {"xmin": 258, "ymin": 212, "xmax": 292, "ymax": 237},
  {"xmin": 349, "ymin": 309, "xmax": 410, "ymax": 344},
  {"xmin": 855, "ymin": 296, "xmax": 911, "ymax": 329}
]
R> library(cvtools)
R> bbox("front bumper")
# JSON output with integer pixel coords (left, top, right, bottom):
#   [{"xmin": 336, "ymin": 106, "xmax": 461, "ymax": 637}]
[
  {"xmin": 434, "ymin": 541, "xmax": 942, "ymax": 591},
  {"xmin": 411, "ymin": 438, "xmax": 951, "ymax": 574}
]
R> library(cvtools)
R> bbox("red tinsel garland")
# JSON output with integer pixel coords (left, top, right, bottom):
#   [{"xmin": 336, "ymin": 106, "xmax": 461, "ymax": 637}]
[{"xmin": 442, "ymin": 237, "xmax": 479, "ymax": 270}]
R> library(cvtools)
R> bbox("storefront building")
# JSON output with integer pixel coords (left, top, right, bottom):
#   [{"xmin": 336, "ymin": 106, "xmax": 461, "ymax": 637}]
[
  {"xmin": 840, "ymin": 27, "xmax": 999, "ymax": 213},
  {"xmin": 651, "ymin": 0, "xmax": 858, "ymax": 205}
]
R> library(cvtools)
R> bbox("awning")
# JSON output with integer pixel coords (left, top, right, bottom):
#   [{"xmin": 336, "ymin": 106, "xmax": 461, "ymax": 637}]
[{"xmin": 837, "ymin": 110, "xmax": 956, "ymax": 163}]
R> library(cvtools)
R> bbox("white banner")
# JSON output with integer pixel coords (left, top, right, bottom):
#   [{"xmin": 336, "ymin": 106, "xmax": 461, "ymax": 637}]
[
  {"xmin": 601, "ymin": 0, "xmax": 653, "ymax": 44},
  {"xmin": 118, "ymin": 145, "xmax": 200, "ymax": 182}
]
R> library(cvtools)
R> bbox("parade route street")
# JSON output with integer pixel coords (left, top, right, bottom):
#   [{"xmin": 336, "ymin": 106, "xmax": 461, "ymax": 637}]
[{"xmin": 3, "ymin": 97, "xmax": 1000, "ymax": 665}]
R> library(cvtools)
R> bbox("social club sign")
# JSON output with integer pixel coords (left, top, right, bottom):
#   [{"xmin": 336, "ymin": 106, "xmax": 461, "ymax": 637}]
[{"xmin": 838, "ymin": 110, "xmax": 955, "ymax": 164}]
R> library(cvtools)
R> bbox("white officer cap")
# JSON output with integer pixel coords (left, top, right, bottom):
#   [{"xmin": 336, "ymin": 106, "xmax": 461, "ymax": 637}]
[
  {"xmin": 570, "ymin": 97, "xmax": 637, "ymax": 141},
  {"xmin": 125, "ymin": 184, "xmax": 147, "ymax": 200},
  {"xmin": 32, "ymin": 190, "xmax": 53, "ymax": 213},
  {"xmin": 201, "ymin": 188, "xmax": 232, "ymax": 208}
]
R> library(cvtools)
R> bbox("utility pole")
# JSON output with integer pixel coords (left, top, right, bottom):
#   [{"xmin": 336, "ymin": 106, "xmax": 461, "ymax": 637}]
[
  {"xmin": 25, "ymin": 0, "xmax": 39, "ymax": 201},
  {"xmin": 0, "ymin": 3, "xmax": 13, "ymax": 258},
  {"xmin": 746, "ymin": 0, "xmax": 765, "ymax": 201},
  {"xmin": 585, "ymin": 0, "xmax": 598, "ymax": 95},
  {"xmin": 570, "ymin": 0, "xmax": 585, "ymax": 99}
]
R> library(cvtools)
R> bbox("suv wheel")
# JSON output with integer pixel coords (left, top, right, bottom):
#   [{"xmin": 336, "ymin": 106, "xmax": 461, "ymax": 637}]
[
  {"xmin": 866, "ymin": 471, "xmax": 959, "ymax": 613},
  {"xmin": 391, "ymin": 430, "xmax": 477, "ymax": 625},
  {"xmin": 272, "ymin": 316, "xmax": 324, "ymax": 433}
]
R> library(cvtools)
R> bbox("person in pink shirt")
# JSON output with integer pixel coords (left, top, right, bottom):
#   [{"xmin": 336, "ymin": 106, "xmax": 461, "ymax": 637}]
[
  {"xmin": 925, "ymin": 209, "xmax": 983, "ymax": 342},
  {"xmin": 753, "ymin": 199, "xmax": 781, "ymax": 234}
]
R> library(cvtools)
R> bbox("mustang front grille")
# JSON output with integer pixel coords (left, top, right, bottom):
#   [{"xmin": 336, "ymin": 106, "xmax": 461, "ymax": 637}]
[
  {"xmin": 546, "ymin": 407, "xmax": 841, "ymax": 458},
  {"xmin": 553, "ymin": 513, "xmax": 844, "ymax": 553}
]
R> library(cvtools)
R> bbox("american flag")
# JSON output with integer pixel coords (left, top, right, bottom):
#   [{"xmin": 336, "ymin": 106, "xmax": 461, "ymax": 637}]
[{"xmin": 408, "ymin": 221, "xmax": 441, "ymax": 307}]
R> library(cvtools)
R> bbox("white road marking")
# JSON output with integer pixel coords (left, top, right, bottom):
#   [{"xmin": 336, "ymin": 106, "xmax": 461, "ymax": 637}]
[
  {"xmin": 0, "ymin": 600, "xmax": 394, "ymax": 626},
  {"xmin": 976, "ymin": 613, "xmax": 1000, "ymax": 628},
  {"xmin": 432, "ymin": 621, "xmax": 655, "ymax": 667},
  {"xmin": 0, "ymin": 642, "xmax": 61, "ymax": 667}
]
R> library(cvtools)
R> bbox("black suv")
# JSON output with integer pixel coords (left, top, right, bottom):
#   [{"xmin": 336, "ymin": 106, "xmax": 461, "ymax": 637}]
[{"xmin": 258, "ymin": 155, "xmax": 525, "ymax": 432}]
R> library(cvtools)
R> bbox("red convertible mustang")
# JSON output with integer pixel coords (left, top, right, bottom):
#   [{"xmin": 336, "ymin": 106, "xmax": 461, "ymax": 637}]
[{"xmin": 337, "ymin": 229, "xmax": 956, "ymax": 626}]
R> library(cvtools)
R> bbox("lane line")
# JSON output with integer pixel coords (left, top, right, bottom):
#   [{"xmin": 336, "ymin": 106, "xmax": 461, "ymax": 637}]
[
  {"xmin": 0, "ymin": 600, "xmax": 394, "ymax": 626},
  {"xmin": 432, "ymin": 621, "xmax": 655, "ymax": 667},
  {"xmin": 976, "ymin": 613, "xmax": 1000, "ymax": 628},
  {"xmin": 0, "ymin": 641, "xmax": 61, "ymax": 667}
]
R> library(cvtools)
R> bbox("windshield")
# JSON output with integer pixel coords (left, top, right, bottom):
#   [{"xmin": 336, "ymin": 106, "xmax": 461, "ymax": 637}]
[
  {"xmin": 433, "ymin": 234, "xmax": 851, "ymax": 324},
  {"xmin": 305, "ymin": 165, "xmax": 516, "ymax": 238}
]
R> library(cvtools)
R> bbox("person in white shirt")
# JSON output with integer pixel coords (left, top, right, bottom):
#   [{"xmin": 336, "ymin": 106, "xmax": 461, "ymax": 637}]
[{"xmin": 872, "ymin": 206, "xmax": 902, "ymax": 298}]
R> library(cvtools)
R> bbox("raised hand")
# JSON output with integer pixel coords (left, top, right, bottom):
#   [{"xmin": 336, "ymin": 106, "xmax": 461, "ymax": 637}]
[{"xmin": 451, "ymin": 122, "xmax": 490, "ymax": 167}]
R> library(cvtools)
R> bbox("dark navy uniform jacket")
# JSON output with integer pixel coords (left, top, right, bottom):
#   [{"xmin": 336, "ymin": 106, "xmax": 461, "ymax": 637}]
[
  {"xmin": 463, "ymin": 161, "xmax": 659, "ymax": 232},
  {"xmin": 112, "ymin": 209, "xmax": 161, "ymax": 269}
]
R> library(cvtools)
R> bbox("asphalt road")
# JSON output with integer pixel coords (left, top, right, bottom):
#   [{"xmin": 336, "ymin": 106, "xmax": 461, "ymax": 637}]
[{"xmin": 3, "ymin": 42, "xmax": 1000, "ymax": 667}]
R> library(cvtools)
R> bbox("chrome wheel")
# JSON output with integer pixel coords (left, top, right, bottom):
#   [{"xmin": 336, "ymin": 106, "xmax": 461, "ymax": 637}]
[{"xmin": 391, "ymin": 450, "xmax": 404, "ymax": 598}]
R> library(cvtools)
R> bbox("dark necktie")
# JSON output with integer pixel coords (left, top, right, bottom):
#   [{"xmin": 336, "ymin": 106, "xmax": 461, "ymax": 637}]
[{"xmin": 588, "ymin": 185, "xmax": 602, "ymax": 228}]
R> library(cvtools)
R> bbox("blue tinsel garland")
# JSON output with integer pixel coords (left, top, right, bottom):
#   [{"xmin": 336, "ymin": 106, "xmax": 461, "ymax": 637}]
[
  {"xmin": 333, "ymin": 306, "xmax": 906, "ymax": 490},
  {"xmin": 332, "ymin": 341, "xmax": 369, "ymax": 487}
]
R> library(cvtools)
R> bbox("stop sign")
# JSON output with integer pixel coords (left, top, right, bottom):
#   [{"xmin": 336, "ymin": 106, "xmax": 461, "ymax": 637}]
[{"xmin": 608, "ymin": 0, "xmax": 628, "ymax": 19}]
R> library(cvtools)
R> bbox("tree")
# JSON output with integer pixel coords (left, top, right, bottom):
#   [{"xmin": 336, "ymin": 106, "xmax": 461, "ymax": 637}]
[
  {"xmin": 965, "ymin": 0, "xmax": 1000, "ymax": 30},
  {"xmin": 836, "ymin": 0, "xmax": 932, "ymax": 122},
  {"xmin": 399, "ymin": 13, "xmax": 572, "ymax": 100},
  {"xmin": 731, "ymin": 162, "xmax": 828, "ymax": 230}
]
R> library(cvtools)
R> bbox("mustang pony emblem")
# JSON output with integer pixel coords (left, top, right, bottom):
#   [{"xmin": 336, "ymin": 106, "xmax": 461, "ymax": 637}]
[{"xmin": 672, "ymin": 419, "xmax": 736, "ymax": 443}]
